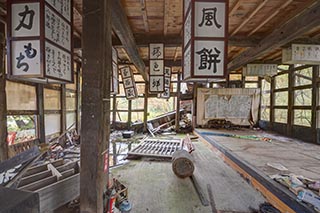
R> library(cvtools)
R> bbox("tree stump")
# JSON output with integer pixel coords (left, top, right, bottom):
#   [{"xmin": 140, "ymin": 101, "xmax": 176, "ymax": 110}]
[{"xmin": 172, "ymin": 150, "xmax": 194, "ymax": 178}]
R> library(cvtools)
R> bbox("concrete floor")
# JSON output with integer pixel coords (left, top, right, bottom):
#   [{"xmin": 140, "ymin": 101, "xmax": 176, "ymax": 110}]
[{"xmin": 111, "ymin": 138, "xmax": 266, "ymax": 213}]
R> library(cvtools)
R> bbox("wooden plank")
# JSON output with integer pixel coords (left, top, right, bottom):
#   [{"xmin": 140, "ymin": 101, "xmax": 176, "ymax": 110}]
[
  {"xmin": 0, "ymin": 30, "xmax": 7, "ymax": 161},
  {"xmin": 140, "ymin": 0, "xmax": 149, "ymax": 33},
  {"xmin": 47, "ymin": 163, "xmax": 62, "ymax": 180},
  {"xmin": 19, "ymin": 175, "xmax": 57, "ymax": 192},
  {"xmin": 56, "ymin": 161, "xmax": 78, "ymax": 173},
  {"xmin": 81, "ymin": 0, "xmax": 111, "ymax": 211},
  {"xmin": 311, "ymin": 66, "xmax": 319, "ymax": 143},
  {"xmin": 37, "ymin": 174, "xmax": 80, "ymax": 213},
  {"xmin": 24, "ymin": 159, "xmax": 64, "ymax": 177},
  {"xmin": 19, "ymin": 170, "xmax": 52, "ymax": 187},
  {"xmin": 111, "ymin": 0, "xmax": 148, "ymax": 81},
  {"xmin": 230, "ymin": 0, "xmax": 269, "ymax": 36},
  {"xmin": 60, "ymin": 168, "xmax": 75, "ymax": 180},
  {"xmin": 36, "ymin": 84, "xmax": 46, "ymax": 143},
  {"xmin": 61, "ymin": 84, "xmax": 67, "ymax": 134},
  {"xmin": 228, "ymin": 1, "xmax": 320, "ymax": 71}
]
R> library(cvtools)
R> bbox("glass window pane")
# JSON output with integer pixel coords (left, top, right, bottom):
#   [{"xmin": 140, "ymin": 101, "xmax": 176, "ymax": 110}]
[
  {"xmin": 131, "ymin": 112, "xmax": 144, "ymax": 123},
  {"xmin": 229, "ymin": 74, "xmax": 242, "ymax": 81},
  {"xmin": 294, "ymin": 67, "xmax": 312, "ymax": 87},
  {"xmin": 260, "ymin": 108, "xmax": 270, "ymax": 121},
  {"xmin": 118, "ymin": 84, "xmax": 125, "ymax": 96},
  {"xmin": 275, "ymin": 73, "xmax": 288, "ymax": 89},
  {"xmin": 294, "ymin": 89, "xmax": 312, "ymax": 106},
  {"xmin": 134, "ymin": 74, "xmax": 144, "ymax": 82},
  {"xmin": 148, "ymin": 97, "xmax": 174, "ymax": 119},
  {"xmin": 66, "ymin": 91, "xmax": 76, "ymax": 110},
  {"xmin": 45, "ymin": 114, "xmax": 61, "ymax": 136},
  {"xmin": 132, "ymin": 98, "xmax": 144, "ymax": 110},
  {"xmin": 116, "ymin": 98, "xmax": 128, "ymax": 110},
  {"xmin": 136, "ymin": 83, "xmax": 145, "ymax": 95},
  {"xmin": 261, "ymin": 93, "xmax": 270, "ymax": 106},
  {"xmin": 66, "ymin": 112, "xmax": 76, "ymax": 129},
  {"xmin": 245, "ymin": 76, "xmax": 258, "ymax": 81},
  {"xmin": 261, "ymin": 79, "xmax": 271, "ymax": 91},
  {"xmin": 7, "ymin": 115, "xmax": 37, "ymax": 144},
  {"xmin": 44, "ymin": 89, "xmax": 61, "ymax": 110},
  {"xmin": 274, "ymin": 109, "xmax": 287, "ymax": 123},
  {"xmin": 6, "ymin": 81, "xmax": 37, "ymax": 110},
  {"xmin": 116, "ymin": 112, "xmax": 128, "ymax": 122},
  {"xmin": 294, "ymin": 110, "xmax": 311, "ymax": 127},
  {"xmin": 275, "ymin": 91, "xmax": 288, "ymax": 106},
  {"xmin": 245, "ymin": 83, "xmax": 258, "ymax": 88}
]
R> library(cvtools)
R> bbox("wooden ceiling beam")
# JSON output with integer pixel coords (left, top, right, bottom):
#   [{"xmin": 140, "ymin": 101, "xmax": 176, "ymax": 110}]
[
  {"xmin": 119, "ymin": 59, "xmax": 182, "ymax": 67},
  {"xmin": 230, "ymin": 0, "xmax": 269, "ymax": 36},
  {"xmin": 112, "ymin": 35, "xmax": 261, "ymax": 47},
  {"xmin": 163, "ymin": 0, "xmax": 169, "ymax": 35},
  {"xmin": 229, "ymin": 0, "xmax": 242, "ymax": 17},
  {"xmin": 228, "ymin": 1, "xmax": 320, "ymax": 71},
  {"xmin": 111, "ymin": 0, "xmax": 148, "ymax": 81},
  {"xmin": 140, "ymin": 0, "xmax": 150, "ymax": 33},
  {"xmin": 247, "ymin": 0, "xmax": 293, "ymax": 36}
]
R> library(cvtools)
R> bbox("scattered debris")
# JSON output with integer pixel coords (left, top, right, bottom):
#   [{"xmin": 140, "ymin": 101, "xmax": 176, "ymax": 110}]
[
  {"xmin": 270, "ymin": 173, "xmax": 320, "ymax": 211},
  {"xmin": 266, "ymin": 163, "xmax": 288, "ymax": 171},
  {"xmin": 201, "ymin": 131, "xmax": 272, "ymax": 143},
  {"xmin": 127, "ymin": 137, "xmax": 182, "ymax": 159}
]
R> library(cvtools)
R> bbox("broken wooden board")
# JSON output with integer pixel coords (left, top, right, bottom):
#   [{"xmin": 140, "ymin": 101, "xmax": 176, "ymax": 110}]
[{"xmin": 128, "ymin": 138, "xmax": 182, "ymax": 158}]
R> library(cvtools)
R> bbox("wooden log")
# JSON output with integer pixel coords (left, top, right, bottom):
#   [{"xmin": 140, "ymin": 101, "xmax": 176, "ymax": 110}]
[{"xmin": 172, "ymin": 150, "xmax": 195, "ymax": 178}]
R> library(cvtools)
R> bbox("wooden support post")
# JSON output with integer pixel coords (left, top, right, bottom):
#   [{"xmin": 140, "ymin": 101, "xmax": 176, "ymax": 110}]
[
  {"xmin": 36, "ymin": 84, "xmax": 46, "ymax": 143},
  {"xmin": 143, "ymin": 82, "xmax": 149, "ymax": 132},
  {"xmin": 76, "ymin": 63, "xmax": 81, "ymax": 132},
  {"xmin": 81, "ymin": 0, "xmax": 112, "ymax": 212},
  {"xmin": 61, "ymin": 85, "xmax": 66, "ymax": 133},
  {"xmin": 270, "ymin": 77, "xmax": 275, "ymax": 128},
  {"xmin": 112, "ymin": 94, "xmax": 117, "ymax": 129},
  {"xmin": 192, "ymin": 83, "xmax": 198, "ymax": 128},
  {"xmin": 287, "ymin": 66, "xmax": 294, "ymax": 136},
  {"xmin": 128, "ymin": 100, "xmax": 132, "ymax": 130},
  {"xmin": 312, "ymin": 66, "xmax": 319, "ymax": 143},
  {"xmin": 175, "ymin": 71, "xmax": 181, "ymax": 131},
  {"xmin": 0, "ymin": 32, "xmax": 7, "ymax": 161}
]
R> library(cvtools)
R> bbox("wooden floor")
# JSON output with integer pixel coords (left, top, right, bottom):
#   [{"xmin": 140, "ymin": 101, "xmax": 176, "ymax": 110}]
[
  {"xmin": 111, "ymin": 137, "xmax": 266, "ymax": 213},
  {"xmin": 196, "ymin": 128, "xmax": 320, "ymax": 179}
]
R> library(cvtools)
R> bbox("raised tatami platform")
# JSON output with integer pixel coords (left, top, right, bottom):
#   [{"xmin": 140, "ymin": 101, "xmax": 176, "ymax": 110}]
[
  {"xmin": 111, "ymin": 136, "xmax": 265, "ymax": 213},
  {"xmin": 195, "ymin": 128, "xmax": 320, "ymax": 213}
]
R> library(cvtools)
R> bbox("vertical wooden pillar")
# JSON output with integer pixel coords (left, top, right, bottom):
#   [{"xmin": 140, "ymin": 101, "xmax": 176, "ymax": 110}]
[
  {"xmin": 312, "ymin": 66, "xmax": 319, "ymax": 143},
  {"xmin": 81, "ymin": 0, "xmax": 112, "ymax": 212},
  {"xmin": 128, "ymin": 100, "xmax": 132, "ymax": 130},
  {"xmin": 0, "ymin": 32, "xmax": 8, "ymax": 161},
  {"xmin": 36, "ymin": 84, "xmax": 46, "ymax": 143},
  {"xmin": 112, "ymin": 94, "xmax": 117, "ymax": 129},
  {"xmin": 175, "ymin": 71, "xmax": 181, "ymax": 131},
  {"xmin": 76, "ymin": 63, "xmax": 81, "ymax": 132},
  {"xmin": 192, "ymin": 83, "xmax": 199, "ymax": 128},
  {"xmin": 270, "ymin": 77, "xmax": 275, "ymax": 128},
  {"xmin": 61, "ymin": 85, "xmax": 66, "ymax": 132},
  {"xmin": 287, "ymin": 66, "xmax": 294, "ymax": 136},
  {"xmin": 143, "ymin": 82, "xmax": 149, "ymax": 132}
]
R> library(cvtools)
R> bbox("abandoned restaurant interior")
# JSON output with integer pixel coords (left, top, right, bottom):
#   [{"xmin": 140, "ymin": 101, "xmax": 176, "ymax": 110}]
[{"xmin": 1, "ymin": 0, "xmax": 320, "ymax": 212}]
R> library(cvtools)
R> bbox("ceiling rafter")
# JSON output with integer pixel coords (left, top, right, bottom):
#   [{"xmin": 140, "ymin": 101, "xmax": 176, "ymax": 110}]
[
  {"xmin": 229, "ymin": 0, "xmax": 242, "ymax": 17},
  {"xmin": 228, "ymin": 1, "xmax": 320, "ymax": 71},
  {"xmin": 140, "ymin": 0, "xmax": 150, "ymax": 33},
  {"xmin": 111, "ymin": 0, "xmax": 148, "ymax": 81},
  {"xmin": 230, "ymin": 0, "xmax": 269, "ymax": 36},
  {"xmin": 163, "ymin": 0, "xmax": 169, "ymax": 36},
  {"xmin": 247, "ymin": 0, "xmax": 293, "ymax": 36}
]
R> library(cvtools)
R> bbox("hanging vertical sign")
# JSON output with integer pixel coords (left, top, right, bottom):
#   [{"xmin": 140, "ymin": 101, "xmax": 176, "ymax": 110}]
[
  {"xmin": 183, "ymin": 0, "xmax": 228, "ymax": 81},
  {"xmin": 120, "ymin": 66, "xmax": 138, "ymax": 100},
  {"xmin": 149, "ymin": 43, "xmax": 165, "ymax": 93},
  {"xmin": 7, "ymin": 0, "xmax": 73, "ymax": 83},
  {"xmin": 158, "ymin": 67, "xmax": 172, "ymax": 99},
  {"xmin": 111, "ymin": 47, "xmax": 119, "ymax": 94}
]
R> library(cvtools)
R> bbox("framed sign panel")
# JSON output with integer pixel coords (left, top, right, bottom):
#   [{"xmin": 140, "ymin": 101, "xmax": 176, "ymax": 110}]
[
  {"xmin": 182, "ymin": 0, "xmax": 228, "ymax": 81},
  {"xmin": 7, "ymin": 0, "xmax": 74, "ymax": 84},
  {"xmin": 120, "ymin": 66, "xmax": 138, "ymax": 100},
  {"xmin": 149, "ymin": 43, "xmax": 165, "ymax": 93}
]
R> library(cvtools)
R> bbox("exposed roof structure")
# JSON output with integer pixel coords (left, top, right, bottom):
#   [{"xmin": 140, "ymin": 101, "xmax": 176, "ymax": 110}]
[{"xmin": 69, "ymin": 0, "xmax": 320, "ymax": 77}]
